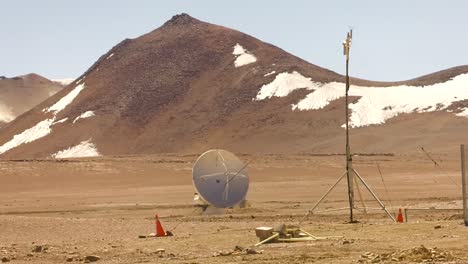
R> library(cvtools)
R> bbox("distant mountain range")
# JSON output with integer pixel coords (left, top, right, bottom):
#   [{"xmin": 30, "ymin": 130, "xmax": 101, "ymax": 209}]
[
  {"xmin": 0, "ymin": 14, "xmax": 467, "ymax": 159},
  {"xmin": 0, "ymin": 73, "xmax": 64, "ymax": 127}
]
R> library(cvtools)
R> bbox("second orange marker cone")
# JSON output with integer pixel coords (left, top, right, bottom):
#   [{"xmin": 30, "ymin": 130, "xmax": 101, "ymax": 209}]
[
  {"xmin": 155, "ymin": 214, "xmax": 166, "ymax": 236},
  {"xmin": 397, "ymin": 208, "xmax": 404, "ymax": 223}
]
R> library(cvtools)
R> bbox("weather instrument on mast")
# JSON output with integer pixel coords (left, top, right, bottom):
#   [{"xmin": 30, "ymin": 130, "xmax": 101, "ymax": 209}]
[
  {"xmin": 302, "ymin": 29, "xmax": 396, "ymax": 223},
  {"xmin": 192, "ymin": 149, "xmax": 249, "ymax": 208}
]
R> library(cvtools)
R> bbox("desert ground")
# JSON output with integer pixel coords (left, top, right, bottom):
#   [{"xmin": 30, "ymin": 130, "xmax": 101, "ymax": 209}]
[{"xmin": 1, "ymin": 150, "xmax": 468, "ymax": 263}]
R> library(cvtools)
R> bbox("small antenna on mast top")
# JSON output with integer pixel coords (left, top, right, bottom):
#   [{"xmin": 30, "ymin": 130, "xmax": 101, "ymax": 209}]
[{"xmin": 343, "ymin": 29, "xmax": 353, "ymax": 59}]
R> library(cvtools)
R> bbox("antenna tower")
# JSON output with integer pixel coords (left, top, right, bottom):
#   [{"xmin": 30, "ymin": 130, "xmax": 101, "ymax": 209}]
[{"xmin": 305, "ymin": 30, "xmax": 396, "ymax": 223}]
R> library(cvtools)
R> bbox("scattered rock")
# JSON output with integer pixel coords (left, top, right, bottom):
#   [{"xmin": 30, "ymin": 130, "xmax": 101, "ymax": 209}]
[
  {"xmin": 155, "ymin": 249, "xmax": 165, "ymax": 254},
  {"xmin": 84, "ymin": 255, "xmax": 100, "ymax": 262},
  {"xmin": 214, "ymin": 247, "xmax": 263, "ymax": 257},
  {"xmin": 358, "ymin": 245, "xmax": 454, "ymax": 263},
  {"xmin": 220, "ymin": 251, "xmax": 232, "ymax": 256},
  {"xmin": 434, "ymin": 224, "xmax": 442, "ymax": 229},
  {"xmin": 234, "ymin": 245, "xmax": 244, "ymax": 252},
  {"xmin": 138, "ymin": 235, "xmax": 147, "ymax": 239},
  {"xmin": 66, "ymin": 256, "xmax": 74, "ymax": 262},
  {"xmin": 31, "ymin": 245, "xmax": 44, "ymax": 253},
  {"xmin": 212, "ymin": 251, "xmax": 232, "ymax": 257},
  {"xmin": 246, "ymin": 248, "xmax": 262, "ymax": 255},
  {"xmin": 1, "ymin": 257, "xmax": 9, "ymax": 263},
  {"xmin": 342, "ymin": 240, "xmax": 351, "ymax": 245}
]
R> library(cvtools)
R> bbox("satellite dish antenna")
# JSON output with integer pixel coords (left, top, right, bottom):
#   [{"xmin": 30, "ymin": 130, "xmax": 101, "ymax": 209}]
[{"xmin": 192, "ymin": 149, "xmax": 249, "ymax": 208}]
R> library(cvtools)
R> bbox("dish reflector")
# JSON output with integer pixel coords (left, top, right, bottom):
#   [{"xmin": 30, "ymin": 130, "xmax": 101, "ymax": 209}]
[{"xmin": 192, "ymin": 149, "xmax": 249, "ymax": 208}]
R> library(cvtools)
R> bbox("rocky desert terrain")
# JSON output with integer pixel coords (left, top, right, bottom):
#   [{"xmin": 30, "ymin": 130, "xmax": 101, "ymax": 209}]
[{"xmin": 1, "ymin": 151, "xmax": 467, "ymax": 263}]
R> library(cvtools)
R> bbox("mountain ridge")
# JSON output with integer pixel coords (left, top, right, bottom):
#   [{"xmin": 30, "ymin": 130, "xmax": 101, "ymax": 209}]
[
  {"xmin": 0, "ymin": 13, "xmax": 467, "ymax": 159},
  {"xmin": 0, "ymin": 73, "xmax": 63, "ymax": 127}
]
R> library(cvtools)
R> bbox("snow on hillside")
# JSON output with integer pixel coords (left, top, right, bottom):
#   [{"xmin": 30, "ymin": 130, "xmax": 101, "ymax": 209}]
[
  {"xmin": 264, "ymin": 71, "xmax": 276, "ymax": 77},
  {"xmin": 0, "ymin": 118, "xmax": 55, "ymax": 154},
  {"xmin": 53, "ymin": 118, "xmax": 68, "ymax": 125},
  {"xmin": 52, "ymin": 139, "xmax": 100, "ymax": 158},
  {"xmin": 0, "ymin": 83, "xmax": 87, "ymax": 155},
  {"xmin": 73, "ymin": 111, "xmax": 95, "ymax": 123},
  {"xmin": 232, "ymin": 44, "xmax": 257, "ymax": 67},
  {"xmin": 44, "ymin": 84, "xmax": 85, "ymax": 113},
  {"xmin": 256, "ymin": 71, "xmax": 315, "ymax": 100},
  {"xmin": 256, "ymin": 72, "xmax": 468, "ymax": 127}
]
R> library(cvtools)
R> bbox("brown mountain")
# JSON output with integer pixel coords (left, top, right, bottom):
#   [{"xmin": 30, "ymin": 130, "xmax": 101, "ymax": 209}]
[
  {"xmin": 0, "ymin": 14, "xmax": 467, "ymax": 159},
  {"xmin": 0, "ymin": 73, "xmax": 63, "ymax": 127}
]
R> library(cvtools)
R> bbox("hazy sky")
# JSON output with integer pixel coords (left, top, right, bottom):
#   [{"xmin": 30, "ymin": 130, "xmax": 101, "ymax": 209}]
[{"xmin": 1, "ymin": 0, "xmax": 467, "ymax": 81}]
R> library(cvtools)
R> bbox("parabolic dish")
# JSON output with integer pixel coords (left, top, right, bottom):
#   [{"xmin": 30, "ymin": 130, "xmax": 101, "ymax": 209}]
[{"xmin": 192, "ymin": 149, "xmax": 249, "ymax": 208}]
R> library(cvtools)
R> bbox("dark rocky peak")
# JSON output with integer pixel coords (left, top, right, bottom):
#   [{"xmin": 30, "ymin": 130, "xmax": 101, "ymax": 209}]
[{"xmin": 162, "ymin": 13, "xmax": 200, "ymax": 27}]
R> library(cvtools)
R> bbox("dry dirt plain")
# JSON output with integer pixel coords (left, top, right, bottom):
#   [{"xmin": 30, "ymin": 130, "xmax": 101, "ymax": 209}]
[{"xmin": 1, "ymin": 151, "xmax": 468, "ymax": 263}]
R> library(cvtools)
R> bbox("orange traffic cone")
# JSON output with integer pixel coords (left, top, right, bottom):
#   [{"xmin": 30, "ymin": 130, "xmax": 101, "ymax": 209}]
[
  {"xmin": 155, "ymin": 214, "xmax": 166, "ymax": 237},
  {"xmin": 397, "ymin": 208, "xmax": 404, "ymax": 223}
]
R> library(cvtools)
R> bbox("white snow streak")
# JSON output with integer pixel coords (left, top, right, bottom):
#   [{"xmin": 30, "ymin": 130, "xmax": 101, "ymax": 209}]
[
  {"xmin": 52, "ymin": 139, "xmax": 100, "ymax": 158},
  {"xmin": 264, "ymin": 71, "xmax": 276, "ymax": 77},
  {"xmin": 44, "ymin": 84, "xmax": 85, "ymax": 113},
  {"xmin": 73, "ymin": 111, "xmax": 95, "ymax": 123},
  {"xmin": 232, "ymin": 43, "xmax": 257, "ymax": 67},
  {"xmin": 255, "ymin": 72, "xmax": 468, "ymax": 127},
  {"xmin": 256, "ymin": 71, "xmax": 315, "ymax": 100},
  {"xmin": 293, "ymin": 82, "xmax": 346, "ymax": 110},
  {"xmin": 0, "ymin": 118, "xmax": 55, "ymax": 154},
  {"xmin": 53, "ymin": 118, "xmax": 68, "ymax": 125},
  {"xmin": 76, "ymin": 76, "xmax": 85, "ymax": 84},
  {"xmin": 0, "ymin": 83, "xmax": 87, "ymax": 155}
]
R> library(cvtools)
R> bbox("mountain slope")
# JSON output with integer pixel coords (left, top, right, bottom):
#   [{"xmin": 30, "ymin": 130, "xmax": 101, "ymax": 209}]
[
  {"xmin": 0, "ymin": 14, "xmax": 467, "ymax": 158},
  {"xmin": 0, "ymin": 74, "xmax": 63, "ymax": 127}
]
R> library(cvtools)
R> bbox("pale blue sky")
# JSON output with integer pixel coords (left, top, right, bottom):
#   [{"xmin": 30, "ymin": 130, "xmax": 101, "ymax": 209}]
[{"xmin": 1, "ymin": 0, "xmax": 467, "ymax": 81}]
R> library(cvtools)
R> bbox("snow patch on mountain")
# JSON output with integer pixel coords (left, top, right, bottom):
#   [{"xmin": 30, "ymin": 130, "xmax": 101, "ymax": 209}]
[
  {"xmin": 76, "ymin": 76, "xmax": 85, "ymax": 84},
  {"xmin": 73, "ymin": 111, "xmax": 95, "ymax": 123},
  {"xmin": 53, "ymin": 118, "xmax": 68, "ymax": 125},
  {"xmin": 256, "ymin": 71, "xmax": 315, "ymax": 100},
  {"xmin": 232, "ymin": 43, "xmax": 257, "ymax": 67},
  {"xmin": 44, "ymin": 84, "xmax": 85, "ymax": 113},
  {"xmin": 264, "ymin": 71, "xmax": 276, "ymax": 77},
  {"xmin": 0, "ymin": 83, "xmax": 87, "ymax": 155},
  {"xmin": 52, "ymin": 139, "xmax": 100, "ymax": 158},
  {"xmin": 255, "ymin": 72, "xmax": 468, "ymax": 127},
  {"xmin": 0, "ymin": 118, "xmax": 55, "ymax": 154},
  {"xmin": 292, "ymin": 82, "xmax": 347, "ymax": 110}
]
